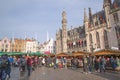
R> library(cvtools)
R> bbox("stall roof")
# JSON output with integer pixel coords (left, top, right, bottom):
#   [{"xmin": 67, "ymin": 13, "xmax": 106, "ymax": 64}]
[
  {"xmin": 56, "ymin": 53, "xmax": 68, "ymax": 57},
  {"xmin": 93, "ymin": 49, "xmax": 120, "ymax": 56},
  {"xmin": 72, "ymin": 51, "xmax": 90, "ymax": 56}
]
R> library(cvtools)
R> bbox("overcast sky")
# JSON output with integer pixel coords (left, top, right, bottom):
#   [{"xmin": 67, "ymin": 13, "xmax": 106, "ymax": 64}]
[{"xmin": 0, "ymin": 0, "xmax": 103, "ymax": 43}]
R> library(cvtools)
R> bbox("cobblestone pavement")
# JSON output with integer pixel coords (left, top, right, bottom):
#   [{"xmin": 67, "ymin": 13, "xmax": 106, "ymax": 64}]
[{"xmin": 10, "ymin": 67, "xmax": 120, "ymax": 80}]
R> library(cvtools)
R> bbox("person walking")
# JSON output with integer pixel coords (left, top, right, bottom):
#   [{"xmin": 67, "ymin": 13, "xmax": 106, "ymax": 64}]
[
  {"xmin": 0, "ymin": 54, "xmax": 11, "ymax": 80},
  {"xmin": 19, "ymin": 55, "xmax": 26, "ymax": 72},
  {"xmin": 63, "ymin": 57, "xmax": 67, "ymax": 69},
  {"xmin": 87, "ymin": 55, "xmax": 93, "ymax": 73},
  {"xmin": 115, "ymin": 57, "xmax": 120, "ymax": 70},
  {"xmin": 83, "ymin": 55, "xmax": 88, "ymax": 74},
  {"xmin": 94, "ymin": 56, "xmax": 99, "ymax": 72},
  {"xmin": 74, "ymin": 57, "xmax": 78, "ymax": 69},
  {"xmin": 110, "ymin": 56, "xmax": 116, "ymax": 70},
  {"xmin": 53, "ymin": 57, "xmax": 57, "ymax": 69},
  {"xmin": 38, "ymin": 57, "xmax": 42, "ymax": 67},
  {"xmin": 27, "ymin": 57, "xmax": 32, "ymax": 76},
  {"xmin": 71, "ymin": 57, "xmax": 74, "ymax": 69},
  {"xmin": 100, "ymin": 56, "xmax": 106, "ymax": 72}
]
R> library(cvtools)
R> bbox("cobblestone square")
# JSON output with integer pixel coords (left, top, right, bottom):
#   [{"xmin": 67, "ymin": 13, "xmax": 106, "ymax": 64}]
[{"xmin": 10, "ymin": 67, "xmax": 120, "ymax": 80}]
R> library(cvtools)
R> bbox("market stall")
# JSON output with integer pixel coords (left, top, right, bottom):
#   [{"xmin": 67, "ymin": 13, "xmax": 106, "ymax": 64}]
[
  {"xmin": 72, "ymin": 51, "xmax": 89, "ymax": 57},
  {"xmin": 93, "ymin": 49, "xmax": 120, "ymax": 71},
  {"xmin": 56, "ymin": 53, "xmax": 69, "ymax": 57},
  {"xmin": 93, "ymin": 49, "xmax": 120, "ymax": 56}
]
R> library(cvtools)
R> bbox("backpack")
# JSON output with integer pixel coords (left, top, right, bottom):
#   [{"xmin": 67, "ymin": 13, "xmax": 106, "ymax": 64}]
[
  {"xmin": 1, "ymin": 58, "xmax": 9, "ymax": 68},
  {"xmin": 21, "ymin": 58, "xmax": 26, "ymax": 66},
  {"xmin": 27, "ymin": 59, "xmax": 32, "ymax": 66}
]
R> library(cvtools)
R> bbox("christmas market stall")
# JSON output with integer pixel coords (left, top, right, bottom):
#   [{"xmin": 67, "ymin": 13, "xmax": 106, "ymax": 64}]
[
  {"xmin": 93, "ymin": 49, "xmax": 120, "ymax": 70},
  {"xmin": 71, "ymin": 51, "xmax": 90, "ymax": 67},
  {"xmin": 93, "ymin": 49, "xmax": 120, "ymax": 56},
  {"xmin": 56, "ymin": 53, "xmax": 69, "ymax": 68},
  {"xmin": 56, "ymin": 53, "xmax": 69, "ymax": 57}
]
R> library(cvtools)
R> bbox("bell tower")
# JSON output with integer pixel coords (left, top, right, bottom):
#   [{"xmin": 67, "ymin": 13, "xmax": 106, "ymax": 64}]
[
  {"xmin": 61, "ymin": 10, "xmax": 67, "ymax": 53},
  {"xmin": 84, "ymin": 8, "xmax": 88, "ymax": 33}
]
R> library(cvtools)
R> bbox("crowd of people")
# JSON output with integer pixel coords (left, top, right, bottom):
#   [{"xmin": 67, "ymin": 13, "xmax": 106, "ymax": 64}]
[
  {"xmin": 0, "ymin": 54, "xmax": 120, "ymax": 80},
  {"xmin": 0, "ymin": 54, "xmax": 68, "ymax": 80},
  {"xmin": 81, "ymin": 55, "xmax": 120, "ymax": 74}
]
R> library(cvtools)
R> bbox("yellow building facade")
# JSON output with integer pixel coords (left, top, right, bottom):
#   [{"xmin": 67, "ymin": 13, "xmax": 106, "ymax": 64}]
[{"xmin": 10, "ymin": 39, "xmax": 26, "ymax": 52}]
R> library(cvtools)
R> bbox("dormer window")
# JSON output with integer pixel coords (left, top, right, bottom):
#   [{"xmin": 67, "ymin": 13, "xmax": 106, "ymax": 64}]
[{"xmin": 4, "ymin": 40, "xmax": 7, "ymax": 43}]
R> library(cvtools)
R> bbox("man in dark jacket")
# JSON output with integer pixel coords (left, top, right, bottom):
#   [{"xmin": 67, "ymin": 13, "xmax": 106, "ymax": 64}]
[
  {"xmin": 0, "ymin": 54, "xmax": 11, "ymax": 80},
  {"xmin": 27, "ymin": 57, "xmax": 32, "ymax": 76}
]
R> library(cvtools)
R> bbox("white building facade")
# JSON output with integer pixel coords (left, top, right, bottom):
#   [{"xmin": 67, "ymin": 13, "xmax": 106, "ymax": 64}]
[
  {"xmin": 25, "ymin": 39, "xmax": 38, "ymax": 53},
  {"xmin": 0, "ymin": 37, "xmax": 11, "ymax": 52},
  {"xmin": 39, "ymin": 38, "xmax": 56, "ymax": 54}
]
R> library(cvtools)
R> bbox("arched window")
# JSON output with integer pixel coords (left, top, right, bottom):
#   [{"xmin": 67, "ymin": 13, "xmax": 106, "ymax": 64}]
[
  {"xmin": 104, "ymin": 30, "xmax": 109, "ymax": 49},
  {"xmin": 89, "ymin": 33, "xmax": 93, "ymax": 52},
  {"xmin": 81, "ymin": 40, "xmax": 83, "ymax": 47},
  {"xmin": 96, "ymin": 32, "xmax": 100, "ymax": 48},
  {"xmin": 84, "ymin": 40, "xmax": 87, "ymax": 47},
  {"xmin": 115, "ymin": 26, "xmax": 120, "ymax": 50},
  {"xmin": 89, "ymin": 33, "xmax": 93, "ymax": 44}
]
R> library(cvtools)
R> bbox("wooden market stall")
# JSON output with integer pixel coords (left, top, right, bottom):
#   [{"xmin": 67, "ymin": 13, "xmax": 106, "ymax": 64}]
[
  {"xmin": 56, "ymin": 53, "xmax": 69, "ymax": 57},
  {"xmin": 93, "ymin": 49, "xmax": 120, "ymax": 70},
  {"xmin": 93, "ymin": 49, "xmax": 120, "ymax": 56},
  {"xmin": 72, "ymin": 51, "xmax": 90, "ymax": 57},
  {"xmin": 71, "ymin": 51, "xmax": 90, "ymax": 67},
  {"xmin": 47, "ymin": 53, "xmax": 56, "ymax": 57},
  {"xmin": 56, "ymin": 53, "xmax": 70, "ymax": 67}
]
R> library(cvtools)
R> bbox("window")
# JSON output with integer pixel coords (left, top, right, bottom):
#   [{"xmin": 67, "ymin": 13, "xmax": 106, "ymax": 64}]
[
  {"xmin": 4, "ymin": 40, "xmax": 7, "ymax": 43},
  {"xmin": 113, "ymin": 13, "xmax": 119, "ymax": 23},
  {"xmin": 5, "ymin": 49, "xmax": 7, "ymax": 52},
  {"xmin": 96, "ymin": 32, "xmax": 100, "ymax": 48},
  {"xmin": 104, "ymin": 30, "xmax": 109, "ymax": 49},
  {"xmin": 12, "ymin": 45, "xmax": 14, "ymax": 47},
  {"xmin": 15, "ymin": 49, "xmax": 17, "ymax": 52},
  {"xmin": 2, "ymin": 44, "xmax": 4, "ymax": 48},
  {"xmin": 6, "ymin": 44, "xmax": 8, "ymax": 48},
  {"xmin": 84, "ymin": 40, "xmax": 87, "ymax": 47},
  {"xmin": 89, "ymin": 33, "xmax": 93, "ymax": 44},
  {"xmin": 1, "ymin": 49, "xmax": 4, "ymax": 52}
]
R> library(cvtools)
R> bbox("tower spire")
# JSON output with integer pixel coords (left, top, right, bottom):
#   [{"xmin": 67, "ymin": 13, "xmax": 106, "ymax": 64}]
[
  {"xmin": 47, "ymin": 31, "xmax": 49, "ymax": 41},
  {"xmin": 84, "ymin": 8, "xmax": 88, "ymax": 22},
  {"xmin": 62, "ymin": 11, "xmax": 67, "ymax": 24},
  {"xmin": 103, "ymin": 0, "xmax": 111, "ymax": 8},
  {"xmin": 89, "ymin": 8, "xmax": 93, "ymax": 25},
  {"xmin": 61, "ymin": 10, "xmax": 67, "ymax": 53}
]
